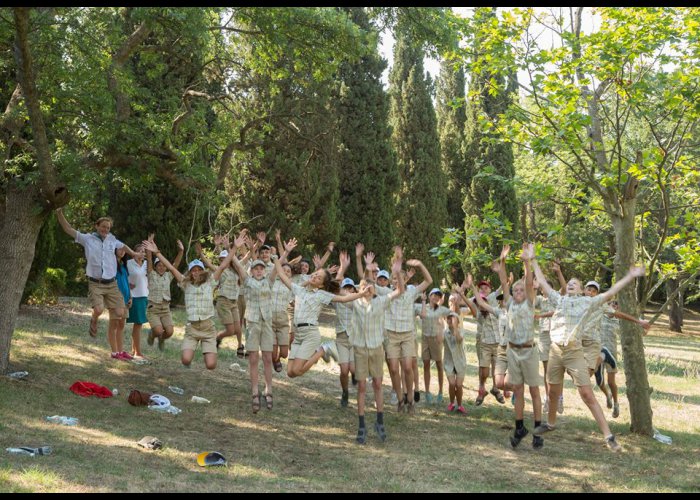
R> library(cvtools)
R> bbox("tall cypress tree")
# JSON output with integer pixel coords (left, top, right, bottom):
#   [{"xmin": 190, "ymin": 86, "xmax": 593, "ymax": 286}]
[
  {"xmin": 335, "ymin": 8, "xmax": 398, "ymax": 275},
  {"xmin": 462, "ymin": 7, "xmax": 519, "ymax": 274},
  {"xmin": 436, "ymin": 56, "xmax": 467, "ymax": 231},
  {"xmin": 389, "ymin": 29, "xmax": 446, "ymax": 278}
]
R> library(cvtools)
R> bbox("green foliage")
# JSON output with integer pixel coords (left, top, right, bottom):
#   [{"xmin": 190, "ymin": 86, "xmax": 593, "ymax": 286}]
[
  {"xmin": 26, "ymin": 268, "xmax": 67, "ymax": 305},
  {"xmin": 389, "ymin": 29, "xmax": 447, "ymax": 279},
  {"xmin": 334, "ymin": 8, "xmax": 398, "ymax": 275}
]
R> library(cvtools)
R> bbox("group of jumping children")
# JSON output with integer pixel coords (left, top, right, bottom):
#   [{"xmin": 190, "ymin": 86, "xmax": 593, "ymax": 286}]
[{"xmin": 55, "ymin": 208, "xmax": 651, "ymax": 452}]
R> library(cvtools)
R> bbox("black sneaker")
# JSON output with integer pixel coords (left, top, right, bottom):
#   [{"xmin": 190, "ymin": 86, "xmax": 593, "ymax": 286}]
[
  {"xmin": 341, "ymin": 391, "xmax": 349, "ymax": 408},
  {"xmin": 414, "ymin": 391, "xmax": 420, "ymax": 403},
  {"xmin": 510, "ymin": 427, "xmax": 529, "ymax": 448},
  {"xmin": 532, "ymin": 435, "xmax": 544, "ymax": 450},
  {"xmin": 356, "ymin": 427, "xmax": 367, "ymax": 445},
  {"xmin": 374, "ymin": 422, "xmax": 387, "ymax": 442}
]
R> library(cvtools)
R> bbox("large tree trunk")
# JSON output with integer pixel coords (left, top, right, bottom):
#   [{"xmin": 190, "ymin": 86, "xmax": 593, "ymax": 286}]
[
  {"xmin": 666, "ymin": 278, "xmax": 683, "ymax": 333},
  {"xmin": 611, "ymin": 206, "xmax": 654, "ymax": 436},
  {"xmin": 0, "ymin": 183, "xmax": 47, "ymax": 373}
]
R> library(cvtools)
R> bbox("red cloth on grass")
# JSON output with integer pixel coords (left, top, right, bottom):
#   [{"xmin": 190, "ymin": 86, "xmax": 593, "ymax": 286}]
[{"xmin": 69, "ymin": 381, "xmax": 113, "ymax": 398}]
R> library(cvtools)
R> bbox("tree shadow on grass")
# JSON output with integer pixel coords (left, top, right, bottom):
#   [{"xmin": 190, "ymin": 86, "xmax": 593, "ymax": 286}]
[{"xmin": 2, "ymin": 304, "xmax": 700, "ymax": 492}]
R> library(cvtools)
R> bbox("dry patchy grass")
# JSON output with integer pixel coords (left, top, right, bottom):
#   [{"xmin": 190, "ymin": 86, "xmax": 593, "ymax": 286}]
[{"xmin": 1, "ymin": 301, "xmax": 699, "ymax": 492}]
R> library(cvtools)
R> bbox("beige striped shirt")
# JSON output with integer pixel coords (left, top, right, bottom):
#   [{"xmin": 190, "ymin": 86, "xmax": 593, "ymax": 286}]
[
  {"xmin": 334, "ymin": 301, "xmax": 355, "ymax": 337},
  {"xmin": 420, "ymin": 305, "xmax": 452, "ymax": 338},
  {"xmin": 384, "ymin": 286, "xmax": 421, "ymax": 332},
  {"xmin": 271, "ymin": 279, "xmax": 293, "ymax": 314},
  {"xmin": 148, "ymin": 270, "xmax": 173, "ymax": 304},
  {"xmin": 243, "ymin": 276, "xmax": 272, "ymax": 322},
  {"xmin": 179, "ymin": 277, "xmax": 217, "ymax": 322},
  {"xmin": 291, "ymin": 283, "xmax": 335, "ymax": 325},
  {"xmin": 548, "ymin": 291, "xmax": 605, "ymax": 345},
  {"xmin": 476, "ymin": 291, "xmax": 501, "ymax": 344},
  {"xmin": 599, "ymin": 314, "xmax": 619, "ymax": 352},
  {"xmin": 581, "ymin": 302, "xmax": 615, "ymax": 341},
  {"xmin": 535, "ymin": 295, "xmax": 553, "ymax": 332},
  {"xmin": 506, "ymin": 298, "xmax": 536, "ymax": 345},
  {"xmin": 217, "ymin": 268, "xmax": 240, "ymax": 300},
  {"xmin": 352, "ymin": 295, "xmax": 392, "ymax": 349}
]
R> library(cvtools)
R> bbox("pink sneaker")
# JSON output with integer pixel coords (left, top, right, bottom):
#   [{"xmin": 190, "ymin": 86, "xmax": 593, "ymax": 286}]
[
  {"xmin": 447, "ymin": 402, "xmax": 456, "ymax": 412},
  {"xmin": 110, "ymin": 352, "xmax": 120, "ymax": 360},
  {"xmin": 457, "ymin": 405, "xmax": 467, "ymax": 414},
  {"xmin": 118, "ymin": 351, "xmax": 133, "ymax": 361}
]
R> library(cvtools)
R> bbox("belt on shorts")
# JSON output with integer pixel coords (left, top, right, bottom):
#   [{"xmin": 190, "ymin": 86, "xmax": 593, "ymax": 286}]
[
  {"xmin": 295, "ymin": 323, "xmax": 316, "ymax": 328},
  {"xmin": 88, "ymin": 277, "xmax": 115, "ymax": 284},
  {"xmin": 509, "ymin": 342, "xmax": 534, "ymax": 349}
]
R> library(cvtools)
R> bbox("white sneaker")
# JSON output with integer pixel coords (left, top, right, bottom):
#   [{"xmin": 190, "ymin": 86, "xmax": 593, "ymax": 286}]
[
  {"xmin": 390, "ymin": 391, "xmax": 399, "ymax": 405},
  {"xmin": 557, "ymin": 395, "xmax": 564, "ymax": 414}
]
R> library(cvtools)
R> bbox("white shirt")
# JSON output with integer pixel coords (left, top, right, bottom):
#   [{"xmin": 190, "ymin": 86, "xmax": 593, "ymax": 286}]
[
  {"xmin": 127, "ymin": 259, "xmax": 148, "ymax": 298},
  {"xmin": 75, "ymin": 231, "xmax": 124, "ymax": 280}
]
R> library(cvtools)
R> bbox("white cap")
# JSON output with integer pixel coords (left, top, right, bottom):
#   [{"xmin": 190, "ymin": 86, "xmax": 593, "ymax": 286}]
[
  {"xmin": 218, "ymin": 250, "xmax": 229, "ymax": 258},
  {"xmin": 585, "ymin": 280, "xmax": 600, "ymax": 291},
  {"xmin": 188, "ymin": 259, "xmax": 205, "ymax": 272},
  {"xmin": 153, "ymin": 257, "xmax": 161, "ymax": 266},
  {"xmin": 148, "ymin": 394, "xmax": 171, "ymax": 408},
  {"xmin": 377, "ymin": 270, "xmax": 390, "ymax": 280},
  {"xmin": 341, "ymin": 277, "xmax": 356, "ymax": 289},
  {"xmin": 429, "ymin": 287, "xmax": 443, "ymax": 296}
]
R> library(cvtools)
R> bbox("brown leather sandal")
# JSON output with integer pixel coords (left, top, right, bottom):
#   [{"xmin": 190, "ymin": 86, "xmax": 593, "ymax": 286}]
[{"xmin": 252, "ymin": 393, "xmax": 260, "ymax": 414}]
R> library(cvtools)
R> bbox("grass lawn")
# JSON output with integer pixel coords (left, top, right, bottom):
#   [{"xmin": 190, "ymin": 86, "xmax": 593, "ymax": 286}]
[{"xmin": 1, "ymin": 299, "xmax": 699, "ymax": 492}]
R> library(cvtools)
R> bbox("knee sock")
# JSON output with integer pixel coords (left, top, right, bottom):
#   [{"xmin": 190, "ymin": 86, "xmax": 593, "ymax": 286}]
[{"xmin": 376, "ymin": 412, "xmax": 384, "ymax": 425}]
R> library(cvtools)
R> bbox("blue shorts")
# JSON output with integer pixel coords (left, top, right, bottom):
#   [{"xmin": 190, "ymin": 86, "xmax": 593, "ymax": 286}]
[{"xmin": 127, "ymin": 296, "xmax": 148, "ymax": 324}]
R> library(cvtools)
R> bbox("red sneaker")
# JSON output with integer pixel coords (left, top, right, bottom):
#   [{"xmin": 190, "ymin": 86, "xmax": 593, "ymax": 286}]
[
  {"xmin": 457, "ymin": 405, "xmax": 467, "ymax": 414},
  {"xmin": 447, "ymin": 402, "xmax": 456, "ymax": 412},
  {"xmin": 118, "ymin": 351, "xmax": 133, "ymax": 361}
]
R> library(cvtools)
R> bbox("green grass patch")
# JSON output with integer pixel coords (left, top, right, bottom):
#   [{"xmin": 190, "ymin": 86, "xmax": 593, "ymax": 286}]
[{"xmin": 1, "ymin": 302, "xmax": 699, "ymax": 492}]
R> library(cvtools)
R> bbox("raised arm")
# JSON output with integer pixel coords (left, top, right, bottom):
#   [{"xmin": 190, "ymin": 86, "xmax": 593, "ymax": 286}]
[
  {"xmin": 531, "ymin": 254, "xmax": 554, "ymax": 298},
  {"xmin": 274, "ymin": 229, "xmax": 285, "ymax": 259},
  {"xmin": 406, "ymin": 259, "xmax": 433, "ymax": 293},
  {"xmin": 172, "ymin": 239, "xmax": 185, "ymax": 269},
  {"xmin": 388, "ymin": 258, "xmax": 405, "ymax": 300},
  {"xmin": 599, "ymin": 266, "xmax": 645, "ymax": 303},
  {"xmin": 55, "ymin": 208, "xmax": 77, "ymax": 239},
  {"xmin": 146, "ymin": 233, "xmax": 154, "ymax": 273},
  {"xmin": 459, "ymin": 276, "xmax": 479, "ymax": 316},
  {"xmin": 552, "ymin": 261, "xmax": 567, "ymax": 295},
  {"xmin": 269, "ymin": 238, "xmax": 297, "ymax": 284},
  {"xmin": 195, "ymin": 241, "xmax": 217, "ymax": 272},
  {"xmin": 142, "ymin": 240, "xmax": 184, "ymax": 283},
  {"xmin": 469, "ymin": 274, "xmax": 496, "ymax": 314},
  {"xmin": 520, "ymin": 243, "xmax": 536, "ymax": 305},
  {"xmin": 491, "ymin": 244, "xmax": 510, "ymax": 303},
  {"xmin": 317, "ymin": 241, "xmax": 335, "ymax": 269},
  {"xmin": 273, "ymin": 253, "xmax": 293, "ymax": 290},
  {"xmin": 336, "ymin": 250, "xmax": 351, "ymax": 282},
  {"xmin": 613, "ymin": 310, "xmax": 651, "ymax": 332},
  {"xmin": 355, "ymin": 242, "xmax": 365, "ymax": 280},
  {"xmin": 213, "ymin": 248, "xmax": 235, "ymax": 281}
]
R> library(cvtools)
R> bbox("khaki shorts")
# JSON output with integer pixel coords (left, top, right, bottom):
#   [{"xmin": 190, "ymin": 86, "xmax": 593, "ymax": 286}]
[
  {"xmin": 289, "ymin": 325, "xmax": 321, "ymax": 361},
  {"xmin": 216, "ymin": 296, "xmax": 240, "ymax": 326},
  {"xmin": 495, "ymin": 344, "xmax": 508, "ymax": 376},
  {"xmin": 146, "ymin": 301, "xmax": 173, "ymax": 330},
  {"xmin": 271, "ymin": 310, "xmax": 290, "ymax": 346},
  {"xmin": 547, "ymin": 342, "xmax": 590, "ymax": 387},
  {"xmin": 581, "ymin": 339, "xmax": 602, "ymax": 371},
  {"xmin": 183, "ymin": 318, "xmax": 217, "ymax": 354},
  {"xmin": 286, "ymin": 301, "xmax": 295, "ymax": 334},
  {"xmin": 247, "ymin": 319, "xmax": 274, "ymax": 352},
  {"xmin": 443, "ymin": 347, "xmax": 467, "ymax": 378},
  {"xmin": 479, "ymin": 342, "xmax": 499, "ymax": 368},
  {"xmin": 539, "ymin": 330, "xmax": 551, "ymax": 362},
  {"xmin": 88, "ymin": 281, "xmax": 125, "ymax": 316},
  {"xmin": 603, "ymin": 341, "xmax": 618, "ymax": 374},
  {"xmin": 506, "ymin": 345, "xmax": 543, "ymax": 386},
  {"xmin": 421, "ymin": 336, "xmax": 443, "ymax": 362},
  {"xmin": 354, "ymin": 345, "xmax": 384, "ymax": 379},
  {"xmin": 386, "ymin": 330, "xmax": 416, "ymax": 360},
  {"xmin": 335, "ymin": 331, "xmax": 354, "ymax": 365}
]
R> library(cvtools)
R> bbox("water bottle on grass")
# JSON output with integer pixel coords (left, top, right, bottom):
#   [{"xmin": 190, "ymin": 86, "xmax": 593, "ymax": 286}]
[{"xmin": 6, "ymin": 446, "xmax": 52, "ymax": 456}]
